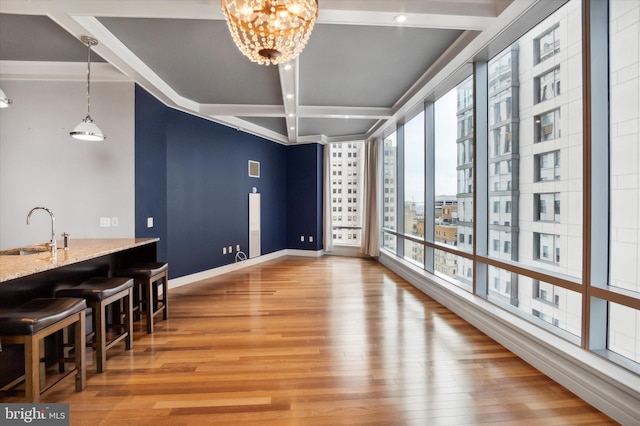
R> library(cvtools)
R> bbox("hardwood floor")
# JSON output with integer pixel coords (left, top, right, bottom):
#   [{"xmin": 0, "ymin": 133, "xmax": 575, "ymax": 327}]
[{"xmin": 2, "ymin": 256, "xmax": 616, "ymax": 425}]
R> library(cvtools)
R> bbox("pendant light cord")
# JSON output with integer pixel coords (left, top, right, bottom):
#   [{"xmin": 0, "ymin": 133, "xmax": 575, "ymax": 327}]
[{"xmin": 85, "ymin": 38, "xmax": 92, "ymax": 119}]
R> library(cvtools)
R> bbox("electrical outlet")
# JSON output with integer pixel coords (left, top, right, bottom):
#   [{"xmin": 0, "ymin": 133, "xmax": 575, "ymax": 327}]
[
  {"xmin": 228, "ymin": 246, "xmax": 232, "ymax": 253},
  {"xmin": 309, "ymin": 236, "xmax": 313, "ymax": 243},
  {"xmin": 300, "ymin": 235, "xmax": 304, "ymax": 242},
  {"xmin": 111, "ymin": 217, "xmax": 119, "ymax": 227},
  {"xmin": 147, "ymin": 217, "xmax": 154, "ymax": 228},
  {"xmin": 223, "ymin": 247, "xmax": 227, "ymax": 254},
  {"xmin": 100, "ymin": 217, "xmax": 111, "ymax": 227},
  {"xmin": 236, "ymin": 245, "xmax": 240, "ymax": 252}
]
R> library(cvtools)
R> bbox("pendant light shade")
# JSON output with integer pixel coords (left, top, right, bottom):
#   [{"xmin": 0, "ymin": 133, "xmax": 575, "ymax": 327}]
[
  {"xmin": 70, "ymin": 36, "xmax": 105, "ymax": 141},
  {"xmin": 70, "ymin": 116, "xmax": 106, "ymax": 141},
  {"xmin": 0, "ymin": 88, "xmax": 12, "ymax": 108}
]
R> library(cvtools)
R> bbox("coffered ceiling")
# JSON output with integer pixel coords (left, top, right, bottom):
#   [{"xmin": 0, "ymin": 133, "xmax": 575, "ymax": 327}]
[{"xmin": 0, "ymin": 0, "xmax": 533, "ymax": 145}]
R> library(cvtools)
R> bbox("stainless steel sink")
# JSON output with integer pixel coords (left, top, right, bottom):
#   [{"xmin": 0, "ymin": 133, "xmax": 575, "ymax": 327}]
[{"xmin": 0, "ymin": 246, "xmax": 49, "ymax": 256}]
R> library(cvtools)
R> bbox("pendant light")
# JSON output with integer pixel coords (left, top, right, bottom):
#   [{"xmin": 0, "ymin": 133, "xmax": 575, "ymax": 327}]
[
  {"xmin": 0, "ymin": 88, "xmax": 12, "ymax": 108},
  {"xmin": 70, "ymin": 36, "xmax": 105, "ymax": 141}
]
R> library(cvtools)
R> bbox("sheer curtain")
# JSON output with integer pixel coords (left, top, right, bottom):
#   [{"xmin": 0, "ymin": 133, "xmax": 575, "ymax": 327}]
[
  {"xmin": 322, "ymin": 143, "xmax": 333, "ymax": 253},
  {"xmin": 361, "ymin": 137, "xmax": 380, "ymax": 257}
]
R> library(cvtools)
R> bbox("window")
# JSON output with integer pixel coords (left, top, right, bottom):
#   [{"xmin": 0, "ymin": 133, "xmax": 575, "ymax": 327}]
[
  {"xmin": 536, "ymin": 67, "xmax": 561, "ymax": 103},
  {"xmin": 606, "ymin": 15, "xmax": 640, "ymax": 357},
  {"xmin": 535, "ymin": 151, "xmax": 561, "ymax": 181},
  {"xmin": 535, "ymin": 109, "xmax": 561, "ymax": 142},
  {"xmin": 504, "ymin": 241, "xmax": 511, "ymax": 254},
  {"xmin": 535, "ymin": 193, "xmax": 560, "ymax": 222},
  {"xmin": 329, "ymin": 142, "xmax": 364, "ymax": 246},
  {"xmin": 535, "ymin": 25, "xmax": 560, "ymax": 64},
  {"xmin": 383, "ymin": 133, "xmax": 397, "ymax": 233},
  {"xmin": 404, "ymin": 112, "xmax": 425, "ymax": 240},
  {"xmin": 534, "ymin": 233, "xmax": 560, "ymax": 264}
]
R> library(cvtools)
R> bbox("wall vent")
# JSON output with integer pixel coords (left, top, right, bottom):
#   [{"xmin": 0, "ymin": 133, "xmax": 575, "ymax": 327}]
[{"xmin": 248, "ymin": 160, "xmax": 260, "ymax": 178}]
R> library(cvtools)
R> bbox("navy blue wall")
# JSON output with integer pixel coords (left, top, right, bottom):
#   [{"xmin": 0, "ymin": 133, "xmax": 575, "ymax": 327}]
[
  {"xmin": 286, "ymin": 143, "xmax": 323, "ymax": 250},
  {"xmin": 135, "ymin": 86, "xmax": 168, "ymax": 262},
  {"xmin": 135, "ymin": 85, "xmax": 323, "ymax": 279}
]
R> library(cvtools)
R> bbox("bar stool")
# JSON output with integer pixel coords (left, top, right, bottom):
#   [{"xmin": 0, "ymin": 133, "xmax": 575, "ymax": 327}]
[
  {"xmin": 118, "ymin": 262, "xmax": 168, "ymax": 334},
  {"xmin": 56, "ymin": 277, "xmax": 133, "ymax": 373},
  {"xmin": 0, "ymin": 298, "xmax": 86, "ymax": 402}
]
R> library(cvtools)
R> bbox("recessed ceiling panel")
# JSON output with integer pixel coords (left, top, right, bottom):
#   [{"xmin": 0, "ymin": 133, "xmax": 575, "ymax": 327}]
[
  {"xmin": 97, "ymin": 18, "xmax": 282, "ymax": 105},
  {"xmin": 299, "ymin": 24, "xmax": 463, "ymax": 108},
  {"xmin": 299, "ymin": 118, "xmax": 378, "ymax": 138},
  {"xmin": 0, "ymin": 14, "xmax": 104, "ymax": 62},
  {"xmin": 242, "ymin": 117, "xmax": 287, "ymax": 137}
]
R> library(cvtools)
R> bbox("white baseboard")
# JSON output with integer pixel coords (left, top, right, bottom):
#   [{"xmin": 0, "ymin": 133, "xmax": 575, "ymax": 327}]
[
  {"xmin": 379, "ymin": 252, "xmax": 640, "ymax": 426},
  {"xmin": 167, "ymin": 248, "xmax": 323, "ymax": 290}
]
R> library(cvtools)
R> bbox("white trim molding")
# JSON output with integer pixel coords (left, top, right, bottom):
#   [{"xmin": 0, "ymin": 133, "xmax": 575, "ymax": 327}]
[{"xmin": 168, "ymin": 249, "xmax": 324, "ymax": 290}]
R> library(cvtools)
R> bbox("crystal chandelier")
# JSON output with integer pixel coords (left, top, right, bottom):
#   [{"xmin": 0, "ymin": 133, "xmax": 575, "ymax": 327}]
[{"xmin": 221, "ymin": 0, "xmax": 319, "ymax": 66}]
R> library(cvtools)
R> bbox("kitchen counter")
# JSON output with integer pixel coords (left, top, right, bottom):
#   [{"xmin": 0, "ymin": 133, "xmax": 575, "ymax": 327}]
[
  {"xmin": 0, "ymin": 237, "xmax": 160, "ymax": 387},
  {"xmin": 0, "ymin": 238, "xmax": 158, "ymax": 283}
]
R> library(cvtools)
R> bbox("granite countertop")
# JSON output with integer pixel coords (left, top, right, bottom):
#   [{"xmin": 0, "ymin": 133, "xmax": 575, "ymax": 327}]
[{"xmin": 0, "ymin": 238, "xmax": 158, "ymax": 283}]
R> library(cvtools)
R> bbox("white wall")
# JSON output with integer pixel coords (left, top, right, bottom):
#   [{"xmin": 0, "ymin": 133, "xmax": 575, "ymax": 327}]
[{"xmin": 0, "ymin": 79, "xmax": 135, "ymax": 249}]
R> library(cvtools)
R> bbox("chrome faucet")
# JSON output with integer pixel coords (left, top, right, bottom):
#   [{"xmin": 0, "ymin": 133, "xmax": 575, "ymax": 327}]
[{"xmin": 26, "ymin": 206, "xmax": 57, "ymax": 257}]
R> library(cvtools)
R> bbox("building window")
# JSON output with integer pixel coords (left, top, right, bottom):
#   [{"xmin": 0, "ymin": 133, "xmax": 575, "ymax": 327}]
[
  {"xmin": 535, "ymin": 109, "xmax": 561, "ymax": 142},
  {"xmin": 535, "ymin": 193, "xmax": 560, "ymax": 222},
  {"xmin": 534, "ymin": 233, "xmax": 560, "ymax": 264},
  {"xmin": 535, "ymin": 151, "xmax": 560, "ymax": 182},
  {"xmin": 535, "ymin": 67, "xmax": 561, "ymax": 103},
  {"xmin": 535, "ymin": 25, "xmax": 560, "ymax": 64}
]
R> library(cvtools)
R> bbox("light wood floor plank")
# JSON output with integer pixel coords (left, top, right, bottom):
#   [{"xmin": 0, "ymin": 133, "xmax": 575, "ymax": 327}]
[{"xmin": 1, "ymin": 256, "xmax": 616, "ymax": 425}]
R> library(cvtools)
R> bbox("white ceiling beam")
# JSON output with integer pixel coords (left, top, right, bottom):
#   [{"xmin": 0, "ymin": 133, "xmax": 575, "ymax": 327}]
[
  {"xmin": 318, "ymin": 10, "xmax": 494, "ymax": 31},
  {"xmin": 298, "ymin": 106, "xmax": 391, "ymax": 120},
  {"xmin": 199, "ymin": 104, "xmax": 284, "ymax": 117},
  {"xmin": 278, "ymin": 59, "xmax": 299, "ymax": 143},
  {"xmin": 0, "ymin": 60, "xmax": 128, "ymax": 81},
  {"xmin": 1, "ymin": 1, "xmax": 495, "ymax": 31}
]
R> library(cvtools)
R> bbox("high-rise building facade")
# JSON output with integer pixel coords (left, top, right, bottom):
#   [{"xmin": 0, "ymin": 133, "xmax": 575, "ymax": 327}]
[{"xmin": 330, "ymin": 142, "xmax": 364, "ymax": 245}]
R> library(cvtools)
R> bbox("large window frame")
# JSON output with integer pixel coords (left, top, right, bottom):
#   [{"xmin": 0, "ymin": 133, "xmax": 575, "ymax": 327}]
[{"xmin": 378, "ymin": 0, "xmax": 640, "ymax": 374}]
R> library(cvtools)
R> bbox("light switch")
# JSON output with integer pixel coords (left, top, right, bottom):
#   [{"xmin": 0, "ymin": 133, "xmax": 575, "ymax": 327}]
[{"xmin": 147, "ymin": 217, "xmax": 154, "ymax": 228}]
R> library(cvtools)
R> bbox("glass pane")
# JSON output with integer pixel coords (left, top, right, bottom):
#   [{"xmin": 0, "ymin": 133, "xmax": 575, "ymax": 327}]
[
  {"xmin": 383, "ymin": 132, "xmax": 397, "ymax": 231},
  {"xmin": 487, "ymin": 266, "xmax": 582, "ymax": 338},
  {"xmin": 329, "ymin": 142, "xmax": 364, "ymax": 246},
  {"xmin": 382, "ymin": 231, "xmax": 397, "ymax": 253},
  {"xmin": 434, "ymin": 248, "xmax": 472, "ymax": 291},
  {"xmin": 404, "ymin": 240, "xmax": 424, "ymax": 267},
  {"xmin": 609, "ymin": 0, "xmax": 640, "ymax": 293},
  {"xmin": 487, "ymin": 1, "xmax": 583, "ymax": 280},
  {"xmin": 404, "ymin": 111, "xmax": 425, "ymax": 238},
  {"xmin": 608, "ymin": 302, "xmax": 640, "ymax": 363},
  {"xmin": 435, "ymin": 79, "xmax": 472, "ymax": 260}
]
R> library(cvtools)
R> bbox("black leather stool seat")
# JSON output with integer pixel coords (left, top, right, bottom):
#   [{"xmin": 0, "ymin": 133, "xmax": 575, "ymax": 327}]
[
  {"xmin": 56, "ymin": 277, "xmax": 134, "ymax": 373},
  {"xmin": 0, "ymin": 298, "xmax": 86, "ymax": 335},
  {"xmin": 0, "ymin": 297, "xmax": 86, "ymax": 402},
  {"xmin": 119, "ymin": 262, "xmax": 168, "ymax": 279},
  {"xmin": 57, "ymin": 277, "xmax": 133, "ymax": 301}
]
